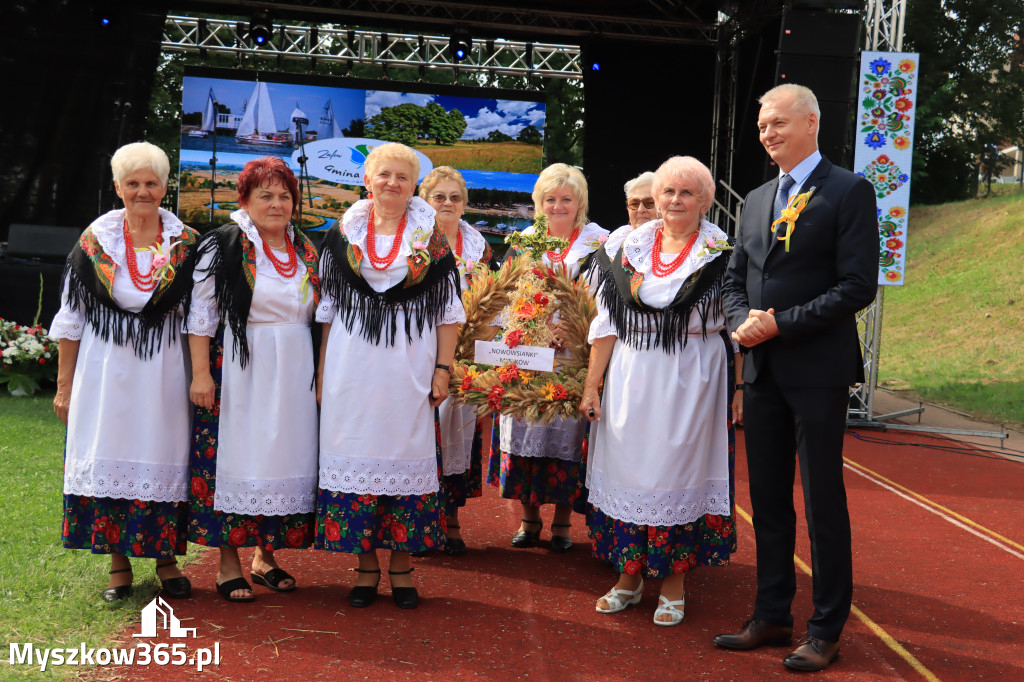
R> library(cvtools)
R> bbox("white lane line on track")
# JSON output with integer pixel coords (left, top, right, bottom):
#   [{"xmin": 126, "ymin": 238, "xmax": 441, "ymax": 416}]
[{"xmin": 844, "ymin": 463, "xmax": 1024, "ymax": 561}]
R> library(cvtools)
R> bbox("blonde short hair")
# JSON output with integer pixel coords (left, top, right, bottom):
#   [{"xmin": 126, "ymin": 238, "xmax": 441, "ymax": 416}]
[
  {"xmin": 418, "ymin": 166, "xmax": 468, "ymax": 203},
  {"xmin": 532, "ymin": 163, "xmax": 589, "ymax": 231},
  {"xmin": 759, "ymin": 83, "xmax": 821, "ymax": 119},
  {"xmin": 652, "ymin": 156, "xmax": 716, "ymax": 215},
  {"xmin": 623, "ymin": 171, "xmax": 656, "ymax": 198},
  {"xmin": 364, "ymin": 142, "xmax": 420, "ymax": 183},
  {"xmin": 110, "ymin": 142, "xmax": 170, "ymax": 188}
]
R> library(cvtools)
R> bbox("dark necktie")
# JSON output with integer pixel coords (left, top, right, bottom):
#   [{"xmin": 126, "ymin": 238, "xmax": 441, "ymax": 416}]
[{"xmin": 773, "ymin": 174, "xmax": 795, "ymax": 224}]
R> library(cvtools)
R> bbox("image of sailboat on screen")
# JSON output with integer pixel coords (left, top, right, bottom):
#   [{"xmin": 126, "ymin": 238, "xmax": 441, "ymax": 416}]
[
  {"xmin": 235, "ymin": 81, "xmax": 292, "ymax": 148},
  {"xmin": 188, "ymin": 88, "xmax": 217, "ymax": 138}
]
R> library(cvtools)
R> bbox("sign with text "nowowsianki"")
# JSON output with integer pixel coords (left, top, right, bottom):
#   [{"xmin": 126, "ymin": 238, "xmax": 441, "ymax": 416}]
[{"xmin": 475, "ymin": 341, "xmax": 555, "ymax": 372}]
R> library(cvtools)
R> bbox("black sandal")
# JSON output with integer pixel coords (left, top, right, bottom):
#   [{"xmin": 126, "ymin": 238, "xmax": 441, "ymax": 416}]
[
  {"xmin": 443, "ymin": 523, "xmax": 467, "ymax": 557},
  {"xmin": 251, "ymin": 567, "xmax": 296, "ymax": 593},
  {"xmin": 156, "ymin": 561, "xmax": 192, "ymax": 599},
  {"xmin": 216, "ymin": 577, "xmax": 255, "ymax": 603},
  {"xmin": 550, "ymin": 523, "xmax": 573, "ymax": 553},
  {"xmin": 348, "ymin": 568, "xmax": 381, "ymax": 608},
  {"xmin": 388, "ymin": 568, "xmax": 419, "ymax": 609},
  {"xmin": 511, "ymin": 518, "xmax": 543, "ymax": 548},
  {"xmin": 102, "ymin": 567, "xmax": 133, "ymax": 603}
]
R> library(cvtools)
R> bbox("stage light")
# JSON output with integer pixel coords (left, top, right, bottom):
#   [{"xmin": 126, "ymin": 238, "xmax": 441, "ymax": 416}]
[
  {"xmin": 591, "ymin": 62, "xmax": 600, "ymax": 72},
  {"xmin": 450, "ymin": 30, "xmax": 472, "ymax": 62},
  {"xmin": 249, "ymin": 10, "xmax": 274, "ymax": 47}
]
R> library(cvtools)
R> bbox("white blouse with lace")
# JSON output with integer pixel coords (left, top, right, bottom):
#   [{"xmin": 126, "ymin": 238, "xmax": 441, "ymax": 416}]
[
  {"xmin": 317, "ymin": 197, "xmax": 466, "ymax": 496},
  {"xmin": 186, "ymin": 209, "xmax": 318, "ymax": 516},
  {"xmin": 585, "ymin": 219, "xmax": 732, "ymax": 526},
  {"xmin": 51, "ymin": 208, "xmax": 191, "ymax": 503},
  {"xmin": 438, "ymin": 220, "xmax": 488, "ymax": 477}
]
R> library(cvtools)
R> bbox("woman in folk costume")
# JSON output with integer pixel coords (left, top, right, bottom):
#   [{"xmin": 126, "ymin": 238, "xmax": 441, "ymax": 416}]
[
  {"xmin": 315, "ymin": 144, "xmax": 464, "ymax": 609},
  {"xmin": 52, "ymin": 141, "xmax": 199, "ymax": 602},
  {"xmin": 419, "ymin": 166, "xmax": 497, "ymax": 556},
  {"xmin": 491, "ymin": 163, "xmax": 609, "ymax": 553},
  {"xmin": 187, "ymin": 156, "xmax": 320, "ymax": 602},
  {"xmin": 579, "ymin": 156, "xmax": 737, "ymax": 626}
]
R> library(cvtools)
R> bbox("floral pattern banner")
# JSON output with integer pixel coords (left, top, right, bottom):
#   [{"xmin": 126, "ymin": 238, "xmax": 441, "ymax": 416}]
[{"xmin": 854, "ymin": 51, "xmax": 920, "ymax": 286}]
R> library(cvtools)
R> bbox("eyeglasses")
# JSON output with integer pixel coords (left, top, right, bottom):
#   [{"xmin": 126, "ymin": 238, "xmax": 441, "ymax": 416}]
[
  {"xmin": 626, "ymin": 197, "xmax": 656, "ymax": 210},
  {"xmin": 430, "ymin": 193, "xmax": 465, "ymax": 204}
]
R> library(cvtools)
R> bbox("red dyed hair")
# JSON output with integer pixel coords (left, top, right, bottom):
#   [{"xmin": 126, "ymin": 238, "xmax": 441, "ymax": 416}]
[{"xmin": 237, "ymin": 156, "xmax": 300, "ymax": 219}]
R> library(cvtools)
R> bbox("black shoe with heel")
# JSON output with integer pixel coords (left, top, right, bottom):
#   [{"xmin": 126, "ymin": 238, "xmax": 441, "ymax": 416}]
[
  {"xmin": 348, "ymin": 568, "xmax": 381, "ymax": 608},
  {"xmin": 388, "ymin": 568, "xmax": 419, "ymax": 609},
  {"xmin": 550, "ymin": 523, "xmax": 573, "ymax": 553},
  {"xmin": 156, "ymin": 561, "xmax": 192, "ymax": 599},
  {"xmin": 102, "ymin": 567, "xmax": 133, "ymax": 603},
  {"xmin": 511, "ymin": 518, "xmax": 543, "ymax": 548},
  {"xmin": 443, "ymin": 523, "xmax": 467, "ymax": 556}
]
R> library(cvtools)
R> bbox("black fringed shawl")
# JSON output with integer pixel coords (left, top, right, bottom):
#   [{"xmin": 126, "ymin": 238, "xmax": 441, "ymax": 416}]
[
  {"xmin": 320, "ymin": 222, "xmax": 460, "ymax": 346},
  {"xmin": 62, "ymin": 220, "xmax": 200, "ymax": 359},
  {"xmin": 193, "ymin": 222, "xmax": 320, "ymax": 368},
  {"xmin": 595, "ymin": 239, "xmax": 732, "ymax": 353}
]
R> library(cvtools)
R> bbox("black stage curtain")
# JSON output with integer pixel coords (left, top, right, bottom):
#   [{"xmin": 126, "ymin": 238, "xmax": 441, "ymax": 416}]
[
  {"xmin": 0, "ymin": 1, "xmax": 168, "ymax": 242},
  {"xmin": 582, "ymin": 40, "xmax": 717, "ymax": 230}
]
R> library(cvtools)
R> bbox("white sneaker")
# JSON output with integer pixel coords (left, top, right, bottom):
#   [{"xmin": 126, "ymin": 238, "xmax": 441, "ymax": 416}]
[
  {"xmin": 653, "ymin": 594, "xmax": 685, "ymax": 626},
  {"xmin": 596, "ymin": 581, "xmax": 643, "ymax": 614}
]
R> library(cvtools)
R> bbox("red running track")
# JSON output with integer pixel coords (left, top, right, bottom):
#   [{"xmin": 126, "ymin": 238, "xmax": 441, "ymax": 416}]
[{"xmin": 117, "ymin": 429, "xmax": 1024, "ymax": 680}]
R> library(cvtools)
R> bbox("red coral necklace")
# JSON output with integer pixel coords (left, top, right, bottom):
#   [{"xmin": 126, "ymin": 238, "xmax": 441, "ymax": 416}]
[
  {"xmin": 261, "ymin": 232, "xmax": 298, "ymax": 278},
  {"xmin": 546, "ymin": 226, "xmax": 581, "ymax": 263},
  {"xmin": 366, "ymin": 209, "xmax": 407, "ymax": 270},
  {"xmin": 651, "ymin": 226, "xmax": 699, "ymax": 278},
  {"xmin": 454, "ymin": 228, "xmax": 463, "ymax": 258},
  {"xmin": 122, "ymin": 220, "xmax": 160, "ymax": 292}
]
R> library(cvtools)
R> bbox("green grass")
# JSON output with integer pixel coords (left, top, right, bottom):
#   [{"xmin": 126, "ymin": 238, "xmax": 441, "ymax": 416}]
[
  {"xmin": 879, "ymin": 189, "xmax": 1024, "ymax": 427},
  {"xmin": 0, "ymin": 392, "xmax": 203, "ymax": 680},
  {"xmin": 412, "ymin": 141, "xmax": 543, "ymax": 173}
]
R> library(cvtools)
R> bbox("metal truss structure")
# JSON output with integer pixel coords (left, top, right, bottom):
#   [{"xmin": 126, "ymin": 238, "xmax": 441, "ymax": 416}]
[
  {"xmin": 162, "ymin": 15, "xmax": 584, "ymax": 79},
  {"xmin": 171, "ymin": 0, "xmax": 719, "ymax": 45}
]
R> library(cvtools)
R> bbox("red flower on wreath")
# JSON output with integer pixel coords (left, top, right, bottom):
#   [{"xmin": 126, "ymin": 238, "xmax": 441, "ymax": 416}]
[
  {"xmin": 460, "ymin": 375, "xmax": 474, "ymax": 390},
  {"xmin": 324, "ymin": 519, "xmax": 342, "ymax": 542},
  {"xmin": 498, "ymin": 363, "xmax": 520, "ymax": 383},
  {"xmin": 551, "ymin": 384, "xmax": 570, "ymax": 401},
  {"xmin": 533, "ymin": 292, "xmax": 549, "ymax": 306},
  {"xmin": 228, "ymin": 526, "xmax": 248, "ymax": 546},
  {"xmin": 191, "ymin": 476, "xmax": 209, "ymax": 499},
  {"xmin": 505, "ymin": 329, "xmax": 525, "ymax": 348},
  {"xmin": 285, "ymin": 528, "xmax": 305, "ymax": 548},
  {"xmin": 391, "ymin": 522, "xmax": 409, "ymax": 543},
  {"xmin": 487, "ymin": 385, "xmax": 506, "ymax": 410}
]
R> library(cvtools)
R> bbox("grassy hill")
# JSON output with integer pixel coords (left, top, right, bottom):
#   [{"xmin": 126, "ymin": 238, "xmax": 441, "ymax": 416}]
[{"xmin": 879, "ymin": 187, "xmax": 1024, "ymax": 428}]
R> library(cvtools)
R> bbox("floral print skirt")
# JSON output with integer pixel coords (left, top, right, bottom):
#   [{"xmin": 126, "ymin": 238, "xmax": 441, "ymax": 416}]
[
  {"xmin": 186, "ymin": 329, "xmax": 315, "ymax": 550},
  {"xmin": 493, "ymin": 450, "xmax": 585, "ymax": 508},
  {"xmin": 588, "ymin": 334, "xmax": 738, "ymax": 579},
  {"xmin": 314, "ymin": 490, "xmax": 445, "ymax": 554},
  {"xmin": 63, "ymin": 494, "xmax": 188, "ymax": 558},
  {"xmin": 439, "ymin": 417, "xmax": 484, "ymax": 517}
]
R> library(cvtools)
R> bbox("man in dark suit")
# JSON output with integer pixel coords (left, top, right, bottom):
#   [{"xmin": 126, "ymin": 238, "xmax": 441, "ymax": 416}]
[{"xmin": 714, "ymin": 84, "xmax": 879, "ymax": 672}]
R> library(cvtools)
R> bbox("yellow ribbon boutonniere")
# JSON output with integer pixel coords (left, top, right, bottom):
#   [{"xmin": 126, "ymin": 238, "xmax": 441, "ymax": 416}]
[{"xmin": 771, "ymin": 187, "xmax": 816, "ymax": 252}]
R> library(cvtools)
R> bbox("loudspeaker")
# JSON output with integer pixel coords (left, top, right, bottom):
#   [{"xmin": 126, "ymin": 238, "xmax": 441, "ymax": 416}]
[
  {"xmin": 773, "ymin": 8, "xmax": 863, "ymax": 171},
  {"xmin": 6, "ymin": 224, "xmax": 82, "ymax": 261}
]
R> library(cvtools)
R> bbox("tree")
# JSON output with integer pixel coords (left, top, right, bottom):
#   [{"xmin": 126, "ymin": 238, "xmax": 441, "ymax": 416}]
[
  {"xmin": 487, "ymin": 129, "xmax": 513, "ymax": 143},
  {"xmin": 904, "ymin": 0, "xmax": 1024, "ymax": 203},
  {"xmin": 365, "ymin": 102, "xmax": 466, "ymax": 145},
  {"xmin": 517, "ymin": 124, "xmax": 543, "ymax": 145},
  {"xmin": 343, "ymin": 118, "xmax": 365, "ymax": 137}
]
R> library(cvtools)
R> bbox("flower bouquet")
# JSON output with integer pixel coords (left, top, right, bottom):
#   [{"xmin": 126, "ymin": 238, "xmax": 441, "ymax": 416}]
[{"xmin": 0, "ymin": 319, "xmax": 60, "ymax": 395}]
